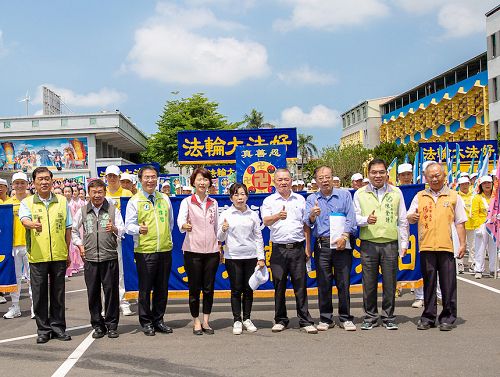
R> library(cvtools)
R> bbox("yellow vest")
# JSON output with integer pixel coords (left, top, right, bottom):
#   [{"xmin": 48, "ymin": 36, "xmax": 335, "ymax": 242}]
[
  {"xmin": 458, "ymin": 191, "xmax": 474, "ymax": 230},
  {"xmin": 134, "ymin": 191, "xmax": 173, "ymax": 253},
  {"xmin": 106, "ymin": 186, "xmax": 132, "ymax": 210},
  {"xmin": 24, "ymin": 194, "xmax": 68, "ymax": 263},
  {"xmin": 5, "ymin": 196, "xmax": 29, "ymax": 247},
  {"xmin": 471, "ymin": 193, "xmax": 490, "ymax": 229},
  {"xmin": 417, "ymin": 188, "xmax": 457, "ymax": 253}
]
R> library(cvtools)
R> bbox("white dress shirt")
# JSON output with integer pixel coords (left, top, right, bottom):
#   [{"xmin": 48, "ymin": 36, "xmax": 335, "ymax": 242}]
[
  {"xmin": 217, "ymin": 205, "xmax": 265, "ymax": 260},
  {"xmin": 261, "ymin": 191, "xmax": 305, "ymax": 243}
]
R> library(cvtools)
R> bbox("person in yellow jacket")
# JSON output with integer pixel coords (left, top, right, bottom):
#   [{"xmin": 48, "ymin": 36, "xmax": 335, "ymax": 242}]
[
  {"xmin": 3, "ymin": 172, "xmax": 34, "ymax": 319},
  {"xmin": 0, "ymin": 178, "xmax": 9, "ymax": 305},
  {"xmin": 19, "ymin": 167, "xmax": 72, "ymax": 344},
  {"xmin": 471, "ymin": 175, "xmax": 499, "ymax": 278},
  {"xmin": 105, "ymin": 164, "xmax": 134, "ymax": 316},
  {"xmin": 125, "ymin": 165, "xmax": 174, "ymax": 336},
  {"xmin": 457, "ymin": 176, "xmax": 475, "ymax": 273}
]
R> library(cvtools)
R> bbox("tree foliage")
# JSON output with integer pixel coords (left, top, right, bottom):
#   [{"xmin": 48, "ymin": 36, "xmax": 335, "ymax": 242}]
[
  {"xmin": 243, "ymin": 109, "xmax": 264, "ymax": 129},
  {"xmin": 298, "ymin": 133, "xmax": 318, "ymax": 178},
  {"xmin": 371, "ymin": 142, "xmax": 418, "ymax": 165},
  {"xmin": 142, "ymin": 93, "xmax": 241, "ymax": 169}
]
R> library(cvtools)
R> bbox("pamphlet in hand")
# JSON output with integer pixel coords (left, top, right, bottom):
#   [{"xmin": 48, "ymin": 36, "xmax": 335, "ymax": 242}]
[{"xmin": 330, "ymin": 212, "xmax": 350, "ymax": 249}]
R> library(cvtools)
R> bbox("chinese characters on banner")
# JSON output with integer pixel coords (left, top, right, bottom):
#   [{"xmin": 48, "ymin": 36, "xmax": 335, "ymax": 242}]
[
  {"xmin": 205, "ymin": 165, "xmax": 236, "ymax": 178},
  {"xmin": 96, "ymin": 162, "xmax": 161, "ymax": 178},
  {"xmin": 236, "ymin": 145, "xmax": 287, "ymax": 194},
  {"xmin": 419, "ymin": 140, "xmax": 498, "ymax": 162},
  {"xmin": 177, "ymin": 128, "xmax": 297, "ymax": 164}
]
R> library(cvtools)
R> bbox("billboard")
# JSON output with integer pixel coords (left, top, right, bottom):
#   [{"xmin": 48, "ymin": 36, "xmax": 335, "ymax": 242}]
[{"xmin": 42, "ymin": 86, "xmax": 61, "ymax": 115}]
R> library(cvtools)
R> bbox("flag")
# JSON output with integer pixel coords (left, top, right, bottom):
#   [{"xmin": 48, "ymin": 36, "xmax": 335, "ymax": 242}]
[
  {"xmin": 413, "ymin": 151, "xmax": 419, "ymax": 184},
  {"xmin": 445, "ymin": 142, "xmax": 453, "ymax": 185},
  {"xmin": 478, "ymin": 150, "xmax": 490, "ymax": 178},
  {"xmin": 477, "ymin": 148, "xmax": 485, "ymax": 174},
  {"xmin": 455, "ymin": 143, "xmax": 461, "ymax": 181},
  {"xmin": 468, "ymin": 157, "xmax": 475, "ymax": 175},
  {"xmin": 387, "ymin": 157, "xmax": 397, "ymax": 185},
  {"xmin": 438, "ymin": 145, "xmax": 443, "ymax": 164},
  {"xmin": 404, "ymin": 153, "xmax": 409, "ymax": 163},
  {"xmin": 486, "ymin": 167, "xmax": 500, "ymax": 246}
]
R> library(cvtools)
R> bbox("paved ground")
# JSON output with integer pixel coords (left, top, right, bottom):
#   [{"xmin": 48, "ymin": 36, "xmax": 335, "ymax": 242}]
[{"xmin": 0, "ymin": 270, "xmax": 499, "ymax": 377}]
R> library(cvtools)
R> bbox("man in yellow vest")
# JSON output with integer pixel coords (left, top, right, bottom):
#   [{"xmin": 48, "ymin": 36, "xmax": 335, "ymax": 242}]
[
  {"xmin": 125, "ymin": 165, "xmax": 174, "ymax": 336},
  {"xmin": 105, "ymin": 164, "xmax": 134, "ymax": 316},
  {"xmin": 3, "ymin": 172, "xmax": 33, "ymax": 319},
  {"xmin": 407, "ymin": 162, "xmax": 466, "ymax": 331},
  {"xmin": 354, "ymin": 159, "xmax": 409, "ymax": 330},
  {"xmin": 19, "ymin": 167, "xmax": 72, "ymax": 343}
]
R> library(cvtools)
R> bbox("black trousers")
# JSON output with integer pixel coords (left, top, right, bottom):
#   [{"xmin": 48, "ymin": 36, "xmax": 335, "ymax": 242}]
[
  {"xmin": 270, "ymin": 242, "xmax": 314, "ymax": 327},
  {"xmin": 225, "ymin": 258, "xmax": 257, "ymax": 322},
  {"xmin": 183, "ymin": 251, "xmax": 220, "ymax": 318},
  {"xmin": 420, "ymin": 251, "xmax": 457, "ymax": 325},
  {"xmin": 84, "ymin": 259, "xmax": 119, "ymax": 331},
  {"xmin": 360, "ymin": 240, "xmax": 399, "ymax": 324},
  {"xmin": 30, "ymin": 261, "xmax": 66, "ymax": 336},
  {"xmin": 135, "ymin": 252, "xmax": 172, "ymax": 327},
  {"xmin": 315, "ymin": 242, "xmax": 354, "ymax": 324}
]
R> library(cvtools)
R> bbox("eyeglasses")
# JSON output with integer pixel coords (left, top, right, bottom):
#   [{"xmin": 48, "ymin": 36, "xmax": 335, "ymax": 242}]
[{"xmin": 142, "ymin": 176, "xmax": 157, "ymax": 181}]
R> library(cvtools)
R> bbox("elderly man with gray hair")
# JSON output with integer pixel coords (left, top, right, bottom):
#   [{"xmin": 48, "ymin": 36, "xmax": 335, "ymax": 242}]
[{"xmin": 407, "ymin": 162, "xmax": 466, "ymax": 331}]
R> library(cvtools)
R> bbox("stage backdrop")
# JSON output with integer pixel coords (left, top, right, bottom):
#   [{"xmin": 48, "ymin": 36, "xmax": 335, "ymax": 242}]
[{"xmin": 120, "ymin": 184, "xmax": 424, "ymax": 298}]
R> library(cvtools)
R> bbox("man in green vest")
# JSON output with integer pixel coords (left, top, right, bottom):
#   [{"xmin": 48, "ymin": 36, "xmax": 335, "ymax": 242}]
[
  {"xmin": 125, "ymin": 165, "xmax": 174, "ymax": 336},
  {"xmin": 353, "ymin": 159, "xmax": 409, "ymax": 330},
  {"xmin": 19, "ymin": 167, "xmax": 72, "ymax": 344}
]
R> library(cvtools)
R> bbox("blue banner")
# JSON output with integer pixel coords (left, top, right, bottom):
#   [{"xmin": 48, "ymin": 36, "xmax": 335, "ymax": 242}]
[
  {"xmin": 177, "ymin": 128, "xmax": 298, "ymax": 165},
  {"xmin": 236, "ymin": 145, "xmax": 287, "ymax": 194},
  {"xmin": 420, "ymin": 140, "xmax": 498, "ymax": 163},
  {"xmin": 96, "ymin": 162, "xmax": 161, "ymax": 178},
  {"xmin": 0, "ymin": 204, "xmax": 17, "ymax": 292},
  {"xmin": 205, "ymin": 165, "xmax": 236, "ymax": 178},
  {"xmin": 119, "ymin": 184, "xmax": 424, "ymax": 297}
]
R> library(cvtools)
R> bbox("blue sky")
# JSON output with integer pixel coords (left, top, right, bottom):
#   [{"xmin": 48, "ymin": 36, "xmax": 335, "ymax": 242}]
[{"xmin": 0, "ymin": 0, "xmax": 496, "ymax": 149}]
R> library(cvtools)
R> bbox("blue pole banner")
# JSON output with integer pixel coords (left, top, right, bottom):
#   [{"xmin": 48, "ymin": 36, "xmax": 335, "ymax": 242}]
[
  {"xmin": 119, "ymin": 184, "xmax": 425, "ymax": 298},
  {"xmin": 96, "ymin": 162, "xmax": 161, "ymax": 178},
  {"xmin": 0, "ymin": 204, "xmax": 17, "ymax": 292},
  {"xmin": 177, "ymin": 128, "xmax": 298, "ymax": 165}
]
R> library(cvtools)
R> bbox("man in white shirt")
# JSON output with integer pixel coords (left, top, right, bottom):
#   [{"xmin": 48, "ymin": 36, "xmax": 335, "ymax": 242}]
[{"xmin": 261, "ymin": 169, "xmax": 317, "ymax": 334}]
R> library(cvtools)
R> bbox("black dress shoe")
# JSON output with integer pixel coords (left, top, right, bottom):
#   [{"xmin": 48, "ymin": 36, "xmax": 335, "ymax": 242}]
[
  {"xmin": 36, "ymin": 334, "xmax": 50, "ymax": 344},
  {"xmin": 143, "ymin": 325, "xmax": 156, "ymax": 336},
  {"xmin": 439, "ymin": 323, "xmax": 455, "ymax": 331},
  {"xmin": 193, "ymin": 328, "xmax": 203, "ymax": 336},
  {"xmin": 52, "ymin": 332, "xmax": 72, "ymax": 341},
  {"xmin": 107, "ymin": 329, "xmax": 119, "ymax": 338},
  {"xmin": 416, "ymin": 320, "xmax": 434, "ymax": 330},
  {"xmin": 154, "ymin": 322, "xmax": 173, "ymax": 334},
  {"xmin": 92, "ymin": 327, "xmax": 107, "ymax": 339},
  {"xmin": 202, "ymin": 326, "xmax": 215, "ymax": 335}
]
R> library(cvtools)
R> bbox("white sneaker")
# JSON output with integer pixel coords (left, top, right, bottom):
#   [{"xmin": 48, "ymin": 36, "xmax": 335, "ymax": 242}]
[
  {"xmin": 340, "ymin": 321, "xmax": 356, "ymax": 331},
  {"xmin": 30, "ymin": 304, "xmax": 35, "ymax": 319},
  {"xmin": 242, "ymin": 319, "xmax": 257, "ymax": 333},
  {"xmin": 271, "ymin": 323, "xmax": 286, "ymax": 332},
  {"xmin": 232, "ymin": 321, "xmax": 243, "ymax": 335},
  {"xmin": 317, "ymin": 321, "xmax": 335, "ymax": 331},
  {"xmin": 0, "ymin": 295, "xmax": 7, "ymax": 304},
  {"xmin": 301, "ymin": 325, "xmax": 318, "ymax": 334},
  {"xmin": 121, "ymin": 304, "xmax": 133, "ymax": 316},
  {"xmin": 411, "ymin": 299, "xmax": 424, "ymax": 308},
  {"xmin": 3, "ymin": 305, "xmax": 21, "ymax": 319},
  {"xmin": 474, "ymin": 272, "xmax": 482, "ymax": 279}
]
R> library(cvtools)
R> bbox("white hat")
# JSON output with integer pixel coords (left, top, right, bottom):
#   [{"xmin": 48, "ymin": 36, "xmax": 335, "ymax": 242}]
[
  {"xmin": 470, "ymin": 172, "xmax": 478, "ymax": 179},
  {"xmin": 120, "ymin": 172, "xmax": 135, "ymax": 182},
  {"xmin": 292, "ymin": 180, "xmax": 298, "ymax": 186},
  {"xmin": 105, "ymin": 165, "xmax": 121, "ymax": 176},
  {"xmin": 332, "ymin": 176, "xmax": 340, "ymax": 181},
  {"xmin": 297, "ymin": 180, "xmax": 305, "ymax": 185},
  {"xmin": 397, "ymin": 163, "xmax": 413, "ymax": 174},
  {"xmin": 362, "ymin": 178, "xmax": 370, "ymax": 183},
  {"xmin": 0, "ymin": 178, "xmax": 8, "ymax": 187},
  {"xmin": 460, "ymin": 172, "xmax": 469, "ymax": 177},
  {"xmin": 182, "ymin": 185, "xmax": 192, "ymax": 191},
  {"xmin": 479, "ymin": 175, "xmax": 493, "ymax": 185},
  {"xmin": 457, "ymin": 176, "xmax": 470, "ymax": 185},
  {"xmin": 11, "ymin": 172, "xmax": 28, "ymax": 182},
  {"xmin": 311, "ymin": 179, "xmax": 316, "ymax": 184},
  {"xmin": 248, "ymin": 266, "xmax": 269, "ymax": 290},
  {"xmin": 491, "ymin": 169, "xmax": 497, "ymax": 176},
  {"xmin": 161, "ymin": 181, "xmax": 171, "ymax": 189},
  {"xmin": 351, "ymin": 173, "xmax": 363, "ymax": 181}
]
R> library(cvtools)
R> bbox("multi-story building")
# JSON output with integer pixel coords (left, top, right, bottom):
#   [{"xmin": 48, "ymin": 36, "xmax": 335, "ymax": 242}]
[
  {"xmin": 379, "ymin": 53, "xmax": 488, "ymax": 145},
  {"xmin": 340, "ymin": 97, "xmax": 393, "ymax": 148},
  {"xmin": 0, "ymin": 111, "xmax": 147, "ymax": 179},
  {"xmin": 487, "ymin": 5, "xmax": 500, "ymax": 138}
]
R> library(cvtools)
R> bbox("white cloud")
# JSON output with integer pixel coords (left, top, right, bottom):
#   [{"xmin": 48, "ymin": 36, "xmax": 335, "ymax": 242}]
[
  {"xmin": 0, "ymin": 30, "xmax": 7, "ymax": 56},
  {"xmin": 123, "ymin": 2, "xmax": 270, "ymax": 86},
  {"xmin": 280, "ymin": 104, "xmax": 341, "ymax": 128},
  {"xmin": 32, "ymin": 85, "xmax": 127, "ymax": 108},
  {"xmin": 277, "ymin": 65, "xmax": 336, "ymax": 85},
  {"xmin": 274, "ymin": 0, "xmax": 390, "ymax": 32}
]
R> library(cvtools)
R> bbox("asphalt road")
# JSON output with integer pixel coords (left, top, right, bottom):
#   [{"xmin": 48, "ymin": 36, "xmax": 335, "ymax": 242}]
[{"xmin": 1, "ymin": 271, "xmax": 499, "ymax": 377}]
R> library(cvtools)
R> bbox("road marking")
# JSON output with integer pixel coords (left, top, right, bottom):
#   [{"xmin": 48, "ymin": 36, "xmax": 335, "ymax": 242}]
[
  {"xmin": 52, "ymin": 331, "xmax": 95, "ymax": 377},
  {"xmin": 66, "ymin": 288, "xmax": 87, "ymax": 294},
  {"xmin": 0, "ymin": 324, "xmax": 91, "ymax": 344},
  {"xmin": 458, "ymin": 276, "xmax": 500, "ymax": 294}
]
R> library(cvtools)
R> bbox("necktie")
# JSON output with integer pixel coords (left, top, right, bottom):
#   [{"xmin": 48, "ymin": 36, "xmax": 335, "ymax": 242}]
[{"xmin": 148, "ymin": 194, "xmax": 155, "ymax": 206}]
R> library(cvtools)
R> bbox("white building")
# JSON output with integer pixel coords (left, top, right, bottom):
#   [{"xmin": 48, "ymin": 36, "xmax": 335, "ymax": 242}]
[
  {"xmin": 0, "ymin": 112, "xmax": 147, "ymax": 179},
  {"xmin": 340, "ymin": 97, "xmax": 393, "ymax": 149},
  {"xmin": 487, "ymin": 5, "xmax": 500, "ymax": 138}
]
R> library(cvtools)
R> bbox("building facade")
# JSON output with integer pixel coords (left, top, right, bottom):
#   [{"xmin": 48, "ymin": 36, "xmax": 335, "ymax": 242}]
[
  {"xmin": 0, "ymin": 112, "xmax": 147, "ymax": 179},
  {"xmin": 487, "ymin": 5, "xmax": 500, "ymax": 138},
  {"xmin": 379, "ymin": 53, "xmax": 488, "ymax": 145},
  {"xmin": 340, "ymin": 97, "xmax": 393, "ymax": 148}
]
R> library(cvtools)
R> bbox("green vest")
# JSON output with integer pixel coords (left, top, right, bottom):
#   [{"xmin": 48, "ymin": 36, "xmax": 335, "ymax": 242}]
[
  {"xmin": 358, "ymin": 185, "xmax": 400, "ymax": 243},
  {"xmin": 134, "ymin": 191, "xmax": 173, "ymax": 253},
  {"xmin": 25, "ymin": 194, "xmax": 68, "ymax": 263}
]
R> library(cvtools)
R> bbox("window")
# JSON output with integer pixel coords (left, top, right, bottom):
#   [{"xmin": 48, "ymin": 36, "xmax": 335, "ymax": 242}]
[
  {"xmin": 32, "ymin": 120, "xmax": 39, "ymax": 128},
  {"xmin": 347, "ymin": 115, "xmax": 350, "ymax": 125},
  {"xmin": 356, "ymin": 109, "xmax": 360, "ymax": 121},
  {"xmin": 363, "ymin": 107, "xmax": 367, "ymax": 119},
  {"xmin": 343, "ymin": 118, "xmax": 346, "ymax": 128},
  {"xmin": 494, "ymin": 77, "xmax": 498, "ymax": 102},
  {"xmin": 3, "ymin": 121, "xmax": 11, "ymax": 129},
  {"xmin": 89, "ymin": 117, "xmax": 97, "ymax": 126},
  {"xmin": 352, "ymin": 112, "xmax": 355, "ymax": 123},
  {"xmin": 61, "ymin": 118, "xmax": 68, "ymax": 127},
  {"xmin": 492, "ymin": 33, "xmax": 497, "ymax": 59}
]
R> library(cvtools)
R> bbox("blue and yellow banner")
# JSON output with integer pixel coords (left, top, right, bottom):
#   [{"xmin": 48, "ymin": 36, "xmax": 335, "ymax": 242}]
[
  {"xmin": 177, "ymin": 128, "xmax": 298, "ymax": 165},
  {"xmin": 420, "ymin": 140, "xmax": 497, "ymax": 163},
  {"xmin": 205, "ymin": 165, "xmax": 236, "ymax": 178},
  {"xmin": 0, "ymin": 204, "xmax": 17, "ymax": 292}
]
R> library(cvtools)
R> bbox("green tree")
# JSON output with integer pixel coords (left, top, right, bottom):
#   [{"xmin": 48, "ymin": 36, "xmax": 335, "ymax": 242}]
[
  {"xmin": 371, "ymin": 142, "xmax": 418, "ymax": 166},
  {"xmin": 142, "ymin": 93, "xmax": 241, "ymax": 168},
  {"xmin": 298, "ymin": 133, "xmax": 319, "ymax": 178},
  {"xmin": 243, "ymin": 109, "xmax": 264, "ymax": 129}
]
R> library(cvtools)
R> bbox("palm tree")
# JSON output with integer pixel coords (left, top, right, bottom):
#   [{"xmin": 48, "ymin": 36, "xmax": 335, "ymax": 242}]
[
  {"xmin": 244, "ymin": 109, "xmax": 264, "ymax": 129},
  {"xmin": 298, "ymin": 133, "xmax": 318, "ymax": 179}
]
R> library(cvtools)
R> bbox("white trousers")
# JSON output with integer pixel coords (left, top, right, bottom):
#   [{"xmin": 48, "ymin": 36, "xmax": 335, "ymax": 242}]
[
  {"xmin": 474, "ymin": 225, "xmax": 498, "ymax": 273},
  {"xmin": 117, "ymin": 241, "xmax": 130, "ymax": 307},
  {"xmin": 10, "ymin": 246, "xmax": 32, "ymax": 305},
  {"xmin": 466, "ymin": 229, "xmax": 475, "ymax": 264},
  {"xmin": 415, "ymin": 281, "xmax": 441, "ymax": 300}
]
